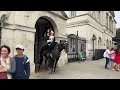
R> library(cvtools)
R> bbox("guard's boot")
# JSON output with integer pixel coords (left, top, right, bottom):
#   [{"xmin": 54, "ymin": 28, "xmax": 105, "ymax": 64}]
[{"xmin": 50, "ymin": 53, "xmax": 53, "ymax": 58}]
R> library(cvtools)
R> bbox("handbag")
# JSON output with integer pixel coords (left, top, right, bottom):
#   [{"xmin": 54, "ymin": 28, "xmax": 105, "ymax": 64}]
[{"xmin": 0, "ymin": 72, "xmax": 8, "ymax": 79}]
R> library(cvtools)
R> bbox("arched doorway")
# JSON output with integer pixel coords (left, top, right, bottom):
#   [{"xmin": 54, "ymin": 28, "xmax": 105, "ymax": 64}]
[
  {"xmin": 110, "ymin": 40, "xmax": 111, "ymax": 48},
  {"xmin": 106, "ymin": 39, "xmax": 109, "ymax": 47},
  {"xmin": 34, "ymin": 16, "xmax": 58, "ymax": 71}
]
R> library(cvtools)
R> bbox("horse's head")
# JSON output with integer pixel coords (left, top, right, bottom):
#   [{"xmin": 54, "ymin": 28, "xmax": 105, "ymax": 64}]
[
  {"xmin": 58, "ymin": 40, "xmax": 68, "ymax": 53},
  {"xmin": 64, "ymin": 41, "xmax": 69, "ymax": 53}
]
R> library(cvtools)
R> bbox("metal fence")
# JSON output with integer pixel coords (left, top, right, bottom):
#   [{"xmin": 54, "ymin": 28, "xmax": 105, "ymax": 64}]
[
  {"xmin": 67, "ymin": 34, "xmax": 86, "ymax": 62},
  {"xmin": 93, "ymin": 49, "xmax": 105, "ymax": 60}
]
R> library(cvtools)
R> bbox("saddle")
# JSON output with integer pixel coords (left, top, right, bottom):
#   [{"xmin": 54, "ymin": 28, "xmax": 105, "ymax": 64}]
[{"xmin": 48, "ymin": 42, "xmax": 58, "ymax": 58}]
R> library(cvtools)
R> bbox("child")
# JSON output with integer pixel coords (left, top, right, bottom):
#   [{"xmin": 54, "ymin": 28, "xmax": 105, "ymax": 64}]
[{"xmin": 13, "ymin": 45, "xmax": 30, "ymax": 79}]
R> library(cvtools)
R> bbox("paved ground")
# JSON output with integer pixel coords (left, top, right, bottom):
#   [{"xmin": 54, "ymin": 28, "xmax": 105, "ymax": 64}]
[{"xmin": 30, "ymin": 59, "xmax": 120, "ymax": 79}]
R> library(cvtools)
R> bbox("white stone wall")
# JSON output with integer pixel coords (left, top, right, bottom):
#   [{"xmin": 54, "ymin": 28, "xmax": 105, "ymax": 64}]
[
  {"xmin": 1, "ymin": 28, "xmax": 14, "ymax": 55},
  {"xmin": 1, "ymin": 27, "xmax": 36, "ymax": 74},
  {"xmin": 13, "ymin": 29, "xmax": 35, "ymax": 74}
]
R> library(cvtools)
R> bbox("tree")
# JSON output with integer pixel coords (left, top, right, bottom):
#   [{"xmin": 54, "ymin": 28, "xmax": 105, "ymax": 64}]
[{"xmin": 116, "ymin": 28, "xmax": 120, "ymax": 38}]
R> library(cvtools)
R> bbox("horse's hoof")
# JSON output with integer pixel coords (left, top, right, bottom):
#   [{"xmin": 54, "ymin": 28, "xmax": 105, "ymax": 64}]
[
  {"xmin": 38, "ymin": 68, "xmax": 41, "ymax": 71},
  {"xmin": 51, "ymin": 70, "xmax": 54, "ymax": 74},
  {"xmin": 45, "ymin": 68, "xmax": 48, "ymax": 71}
]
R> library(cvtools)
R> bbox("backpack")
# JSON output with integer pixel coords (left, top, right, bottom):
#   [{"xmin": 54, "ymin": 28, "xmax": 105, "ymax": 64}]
[{"xmin": 0, "ymin": 72, "xmax": 8, "ymax": 79}]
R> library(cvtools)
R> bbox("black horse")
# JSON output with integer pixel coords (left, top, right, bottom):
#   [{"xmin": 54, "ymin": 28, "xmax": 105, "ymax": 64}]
[{"xmin": 38, "ymin": 41, "xmax": 68, "ymax": 73}]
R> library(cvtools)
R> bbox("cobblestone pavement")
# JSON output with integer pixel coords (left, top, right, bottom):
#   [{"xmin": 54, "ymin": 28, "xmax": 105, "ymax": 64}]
[{"xmin": 30, "ymin": 59, "xmax": 120, "ymax": 79}]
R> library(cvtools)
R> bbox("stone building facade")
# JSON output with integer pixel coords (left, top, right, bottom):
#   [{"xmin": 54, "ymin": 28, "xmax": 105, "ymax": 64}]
[{"xmin": 65, "ymin": 11, "xmax": 116, "ymax": 60}]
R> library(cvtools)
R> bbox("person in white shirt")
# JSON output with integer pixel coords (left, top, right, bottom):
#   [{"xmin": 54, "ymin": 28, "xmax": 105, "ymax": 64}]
[{"xmin": 104, "ymin": 47, "xmax": 111, "ymax": 69}]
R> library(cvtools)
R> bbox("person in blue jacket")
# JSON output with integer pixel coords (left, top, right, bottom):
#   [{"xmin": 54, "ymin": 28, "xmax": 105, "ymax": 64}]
[{"xmin": 13, "ymin": 45, "xmax": 30, "ymax": 79}]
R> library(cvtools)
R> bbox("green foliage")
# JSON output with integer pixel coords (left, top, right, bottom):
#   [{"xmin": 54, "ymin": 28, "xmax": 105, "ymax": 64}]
[{"xmin": 116, "ymin": 28, "xmax": 120, "ymax": 38}]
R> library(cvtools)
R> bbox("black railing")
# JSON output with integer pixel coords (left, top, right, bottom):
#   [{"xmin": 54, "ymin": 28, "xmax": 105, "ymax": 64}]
[{"xmin": 92, "ymin": 49, "xmax": 105, "ymax": 60}]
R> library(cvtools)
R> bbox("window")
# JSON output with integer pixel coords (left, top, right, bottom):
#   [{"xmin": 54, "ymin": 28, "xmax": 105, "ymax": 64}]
[
  {"xmin": 111, "ymin": 20, "xmax": 113, "ymax": 33},
  {"xmin": 92, "ymin": 11, "xmax": 95, "ymax": 18},
  {"xmin": 109, "ymin": 16, "xmax": 111, "ymax": 30},
  {"xmin": 70, "ymin": 39, "xmax": 72, "ymax": 48},
  {"xmin": 81, "ymin": 44, "xmax": 84, "ymax": 52},
  {"xmin": 110, "ymin": 41, "xmax": 111, "ymax": 47},
  {"xmin": 70, "ymin": 11, "xmax": 76, "ymax": 17},
  {"xmin": 106, "ymin": 13, "xmax": 109, "ymax": 29},
  {"xmin": 98, "ymin": 11, "xmax": 101, "ymax": 22}
]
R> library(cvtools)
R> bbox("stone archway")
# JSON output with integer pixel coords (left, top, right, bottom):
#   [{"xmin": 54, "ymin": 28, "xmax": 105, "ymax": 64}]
[
  {"xmin": 110, "ymin": 40, "xmax": 111, "ymax": 48},
  {"xmin": 34, "ymin": 16, "xmax": 58, "ymax": 72},
  {"xmin": 106, "ymin": 39, "xmax": 109, "ymax": 47}
]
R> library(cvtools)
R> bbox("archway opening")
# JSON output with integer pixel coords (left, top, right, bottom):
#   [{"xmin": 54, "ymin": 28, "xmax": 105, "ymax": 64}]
[{"xmin": 34, "ymin": 16, "xmax": 57, "ymax": 72}]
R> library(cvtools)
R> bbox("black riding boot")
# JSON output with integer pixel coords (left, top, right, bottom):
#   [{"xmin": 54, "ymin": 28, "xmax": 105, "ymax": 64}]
[
  {"xmin": 48, "ymin": 46, "xmax": 53, "ymax": 58},
  {"xmin": 50, "ymin": 52, "xmax": 52, "ymax": 58}
]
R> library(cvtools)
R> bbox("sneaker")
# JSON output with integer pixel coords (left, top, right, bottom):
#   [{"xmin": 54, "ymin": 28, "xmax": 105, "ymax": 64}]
[
  {"xmin": 112, "ymin": 69, "xmax": 115, "ymax": 71},
  {"xmin": 115, "ymin": 69, "xmax": 120, "ymax": 72},
  {"xmin": 105, "ymin": 67, "xmax": 109, "ymax": 69}
]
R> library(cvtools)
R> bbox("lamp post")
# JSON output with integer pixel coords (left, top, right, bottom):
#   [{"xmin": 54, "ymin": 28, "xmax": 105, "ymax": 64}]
[
  {"xmin": 76, "ymin": 31, "xmax": 78, "ymax": 61},
  {"xmin": 92, "ymin": 35, "xmax": 96, "ymax": 60}
]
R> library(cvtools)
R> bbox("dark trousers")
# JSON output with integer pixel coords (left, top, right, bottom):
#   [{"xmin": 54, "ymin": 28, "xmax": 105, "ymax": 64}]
[{"xmin": 105, "ymin": 57, "xmax": 110, "ymax": 68}]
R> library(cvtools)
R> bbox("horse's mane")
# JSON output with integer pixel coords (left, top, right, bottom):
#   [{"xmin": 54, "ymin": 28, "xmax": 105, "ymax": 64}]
[{"xmin": 57, "ymin": 43, "xmax": 65, "ymax": 52}]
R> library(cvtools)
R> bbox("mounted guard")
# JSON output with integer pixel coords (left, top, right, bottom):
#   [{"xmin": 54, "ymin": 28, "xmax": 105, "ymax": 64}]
[{"xmin": 47, "ymin": 28, "xmax": 56, "ymax": 58}]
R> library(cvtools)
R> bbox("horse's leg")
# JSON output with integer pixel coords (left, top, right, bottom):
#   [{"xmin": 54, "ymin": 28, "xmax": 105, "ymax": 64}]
[
  {"xmin": 51, "ymin": 59, "xmax": 56, "ymax": 73},
  {"xmin": 45, "ymin": 56, "xmax": 48, "ymax": 70},
  {"xmin": 54, "ymin": 59, "xmax": 58, "ymax": 72},
  {"xmin": 51, "ymin": 59, "xmax": 54, "ymax": 74},
  {"xmin": 38, "ymin": 54, "xmax": 43, "ymax": 71}
]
